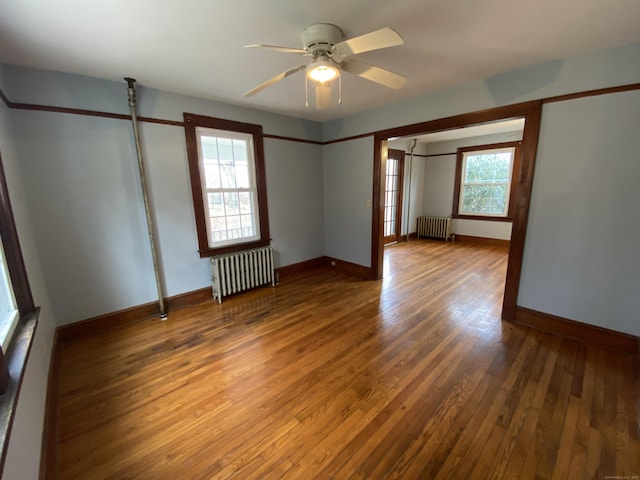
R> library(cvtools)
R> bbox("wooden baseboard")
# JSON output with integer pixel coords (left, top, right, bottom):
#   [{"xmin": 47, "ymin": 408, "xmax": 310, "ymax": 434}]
[
  {"xmin": 58, "ymin": 287, "xmax": 213, "ymax": 342},
  {"xmin": 455, "ymin": 235, "xmax": 510, "ymax": 247},
  {"xmin": 276, "ymin": 257, "xmax": 326, "ymax": 280},
  {"xmin": 325, "ymin": 257, "xmax": 373, "ymax": 280},
  {"xmin": 40, "ymin": 330, "xmax": 60, "ymax": 480},
  {"xmin": 513, "ymin": 306, "xmax": 638, "ymax": 355}
]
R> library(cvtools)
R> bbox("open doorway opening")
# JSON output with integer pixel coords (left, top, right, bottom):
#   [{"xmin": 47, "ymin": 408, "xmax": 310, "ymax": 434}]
[
  {"xmin": 372, "ymin": 101, "xmax": 543, "ymax": 321},
  {"xmin": 390, "ymin": 118, "xmax": 524, "ymax": 245}
]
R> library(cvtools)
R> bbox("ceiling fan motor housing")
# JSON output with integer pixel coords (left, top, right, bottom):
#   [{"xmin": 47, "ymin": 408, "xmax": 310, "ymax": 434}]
[{"xmin": 302, "ymin": 23, "xmax": 343, "ymax": 56}]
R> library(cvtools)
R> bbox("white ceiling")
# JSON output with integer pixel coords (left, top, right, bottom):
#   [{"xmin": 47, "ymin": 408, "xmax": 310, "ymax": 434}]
[{"xmin": 1, "ymin": 0, "xmax": 639, "ymax": 123}]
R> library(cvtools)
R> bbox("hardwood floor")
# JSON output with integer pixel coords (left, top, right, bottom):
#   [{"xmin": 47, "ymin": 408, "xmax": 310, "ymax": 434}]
[{"xmin": 52, "ymin": 240, "xmax": 640, "ymax": 479}]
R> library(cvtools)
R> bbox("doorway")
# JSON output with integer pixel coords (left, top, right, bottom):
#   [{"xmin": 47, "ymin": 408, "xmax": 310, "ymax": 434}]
[{"xmin": 372, "ymin": 101, "xmax": 543, "ymax": 320}]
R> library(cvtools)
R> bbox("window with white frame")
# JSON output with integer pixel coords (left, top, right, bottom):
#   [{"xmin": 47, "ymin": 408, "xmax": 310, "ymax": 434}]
[
  {"xmin": 0, "ymin": 237, "xmax": 18, "ymax": 351},
  {"xmin": 184, "ymin": 113, "xmax": 270, "ymax": 257},
  {"xmin": 197, "ymin": 128, "xmax": 260, "ymax": 248},
  {"xmin": 454, "ymin": 142, "xmax": 520, "ymax": 219}
]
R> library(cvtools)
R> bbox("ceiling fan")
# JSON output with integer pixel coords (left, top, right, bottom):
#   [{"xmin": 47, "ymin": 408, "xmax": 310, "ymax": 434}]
[{"xmin": 243, "ymin": 23, "xmax": 407, "ymax": 109}]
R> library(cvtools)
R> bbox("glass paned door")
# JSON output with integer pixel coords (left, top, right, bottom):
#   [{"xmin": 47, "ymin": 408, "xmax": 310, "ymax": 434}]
[{"xmin": 384, "ymin": 149, "xmax": 405, "ymax": 245}]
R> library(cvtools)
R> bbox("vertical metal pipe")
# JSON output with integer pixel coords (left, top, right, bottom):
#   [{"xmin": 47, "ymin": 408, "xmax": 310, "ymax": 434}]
[
  {"xmin": 124, "ymin": 78, "xmax": 167, "ymax": 319},
  {"xmin": 405, "ymin": 139, "xmax": 417, "ymax": 242}
]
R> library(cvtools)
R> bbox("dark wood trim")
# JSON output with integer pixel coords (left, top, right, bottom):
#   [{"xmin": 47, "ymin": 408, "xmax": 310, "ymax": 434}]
[
  {"xmin": 0, "ymin": 151, "xmax": 34, "ymax": 315},
  {"xmin": 371, "ymin": 139, "xmax": 386, "ymax": 279},
  {"xmin": 454, "ymin": 235, "xmax": 510, "ymax": 248},
  {"xmin": 323, "ymin": 132, "xmax": 373, "ymax": 145},
  {"xmin": 183, "ymin": 113, "xmax": 271, "ymax": 258},
  {"xmin": 0, "ymin": 90, "xmax": 11, "ymax": 109},
  {"xmin": 452, "ymin": 141, "xmax": 522, "ymax": 221},
  {"xmin": 0, "ymin": 310, "xmax": 38, "ymax": 474},
  {"xmin": 276, "ymin": 257, "xmax": 327, "ymax": 280},
  {"xmin": 40, "ymin": 329, "xmax": 60, "ymax": 480},
  {"xmin": 8, "ymin": 100, "xmax": 185, "ymax": 127},
  {"xmin": 542, "ymin": 82, "xmax": 640, "ymax": 104},
  {"xmin": 326, "ymin": 257, "xmax": 372, "ymax": 280},
  {"xmin": 263, "ymin": 133, "xmax": 323, "ymax": 145},
  {"xmin": 424, "ymin": 152, "xmax": 456, "ymax": 157},
  {"xmin": 57, "ymin": 287, "xmax": 214, "ymax": 342},
  {"xmin": 453, "ymin": 214, "xmax": 513, "ymax": 222},
  {"xmin": 513, "ymin": 306, "xmax": 639, "ymax": 355},
  {"xmin": 502, "ymin": 104, "xmax": 542, "ymax": 321}
]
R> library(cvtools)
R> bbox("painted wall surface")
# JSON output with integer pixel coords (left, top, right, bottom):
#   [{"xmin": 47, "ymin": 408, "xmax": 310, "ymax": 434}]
[
  {"xmin": 323, "ymin": 137, "xmax": 373, "ymax": 267},
  {"xmin": 0, "ymin": 79, "xmax": 57, "ymax": 480},
  {"xmin": 323, "ymin": 42, "xmax": 640, "ymax": 142},
  {"xmin": 264, "ymin": 139, "xmax": 324, "ymax": 267},
  {"xmin": 4, "ymin": 68, "xmax": 325, "ymax": 325},
  {"xmin": 421, "ymin": 132, "xmax": 523, "ymax": 240},
  {"xmin": 518, "ymin": 91, "xmax": 640, "ymax": 336}
]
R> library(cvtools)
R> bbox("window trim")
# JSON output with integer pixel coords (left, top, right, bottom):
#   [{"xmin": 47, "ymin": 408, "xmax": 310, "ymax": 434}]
[
  {"xmin": 0, "ymin": 148, "xmax": 39, "ymax": 475},
  {"xmin": 452, "ymin": 141, "xmax": 522, "ymax": 222},
  {"xmin": 184, "ymin": 113, "xmax": 270, "ymax": 257}
]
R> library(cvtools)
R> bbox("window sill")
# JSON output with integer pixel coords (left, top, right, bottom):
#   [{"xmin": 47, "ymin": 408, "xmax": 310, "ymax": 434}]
[
  {"xmin": 0, "ymin": 308, "xmax": 39, "ymax": 472},
  {"xmin": 453, "ymin": 214, "xmax": 513, "ymax": 222}
]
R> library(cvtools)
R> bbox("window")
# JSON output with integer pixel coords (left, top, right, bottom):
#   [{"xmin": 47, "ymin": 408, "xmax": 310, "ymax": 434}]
[
  {"xmin": 453, "ymin": 141, "xmax": 521, "ymax": 220},
  {"xmin": 0, "ymin": 237, "xmax": 18, "ymax": 352},
  {"xmin": 184, "ymin": 114, "xmax": 270, "ymax": 257},
  {"xmin": 0, "ymin": 148, "xmax": 38, "ymax": 474}
]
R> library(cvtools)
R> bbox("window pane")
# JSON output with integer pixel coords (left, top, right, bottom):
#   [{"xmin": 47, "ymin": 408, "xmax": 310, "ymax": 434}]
[
  {"xmin": 203, "ymin": 161, "xmax": 221, "ymax": 189},
  {"xmin": 207, "ymin": 193, "xmax": 225, "ymax": 217},
  {"xmin": 238, "ymin": 192, "xmax": 253, "ymax": 214},
  {"xmin": 462, "ymin": 184, "xmax": 507, "ymax": 215},
  {"xmin": 220, "ymin": 161, "xmax": 236, "ymax": 189},
  {"xmin": 217, "ymin": 138, "xmax": 234, "ymax": 160},
  {"xmin": 233, "ymin": 139, "xmax": 248, "ymax": 162},
  {"xmin": 235, "ymin": 165, "xmax": 250, "ymax": 189},
  {"xmin": 201, "ymin": 137, "xmax": 219, "ymax": 160},
  {"xmin": 224, "ymin": 192, "xmax": 239, "ymax": 215}
]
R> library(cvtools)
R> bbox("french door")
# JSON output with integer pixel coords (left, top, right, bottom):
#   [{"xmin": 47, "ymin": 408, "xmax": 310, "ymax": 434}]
[{"xmin": 383, "ymin": 149, "xmax": 405, "ymax": 245}]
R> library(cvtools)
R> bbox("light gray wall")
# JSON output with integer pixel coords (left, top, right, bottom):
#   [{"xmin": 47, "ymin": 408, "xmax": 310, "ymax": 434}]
[
  {"xmin": 421, "ymin": 131, "xmax": 523, "ymax": 240},
  {"xmin": 3, "ymin": 66, "xmax": 325, "ymax": 325},
  {"xmin": 0, "ymin": 75, "xmax": 57, "ymax": 480},
  {"xmin": 518, "ymin": 91, "xmax": 640, "ymax": 336},
  {"xmin": 323, "ymin": 41, "xmax": 640, "ymax": 142},
  {"xmin": 323, "ymin": 137, "xmax": 373, "ymax": 266},
  {"xmin": 264, "ymin": 139, "xmax": 324, "ymax": 267}
]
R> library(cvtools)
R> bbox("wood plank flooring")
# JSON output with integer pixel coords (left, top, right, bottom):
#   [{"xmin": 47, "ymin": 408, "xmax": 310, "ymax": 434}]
[{"xmin": 52, "ymin": 240, "xmax": 640, "ymax": 479}]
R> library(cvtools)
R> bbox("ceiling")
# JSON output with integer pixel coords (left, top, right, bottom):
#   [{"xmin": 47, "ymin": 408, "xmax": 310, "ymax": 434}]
[{"xmin": 1, "ymin": 0, "xmax": 639, "ymax": 123}]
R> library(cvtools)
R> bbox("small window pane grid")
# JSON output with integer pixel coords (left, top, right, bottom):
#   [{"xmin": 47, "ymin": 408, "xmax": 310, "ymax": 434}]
[
  {"xmin": 459, "ymin": 148, "xmax": 514, "ymax": 217},
  {"xmin": 197, "ymin": 128, "xmax": 260, "ymax": 248},
  {"xmin": 384, "ymin": 157, "xmax": 399, "ymax": 237}
]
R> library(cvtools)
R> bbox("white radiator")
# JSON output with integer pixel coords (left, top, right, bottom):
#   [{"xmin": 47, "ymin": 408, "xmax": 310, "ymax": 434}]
[
  {"xmin": 210, "ymin": 246, "xmax": 275, "ymax": 303},
  {"xmin": 417, "ymin": 216, "xmax": 454, "ymax": 242}
]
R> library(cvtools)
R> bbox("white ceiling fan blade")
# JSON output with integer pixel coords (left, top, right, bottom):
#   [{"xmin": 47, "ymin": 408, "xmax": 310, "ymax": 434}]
[
  {"xmin": 332, "ymin": 27, "xmax": 404, "ymax": 59},
  {"xmin": 342, "ymin": 60, "xmax": 407, "ymax": 90},
  {"xmin": 243, "ymin": 65, "xmax": 306, "ymax": 97},
  {"xmin": 244, "ymin": 44, "xmax": 307, "ymax": 54}
]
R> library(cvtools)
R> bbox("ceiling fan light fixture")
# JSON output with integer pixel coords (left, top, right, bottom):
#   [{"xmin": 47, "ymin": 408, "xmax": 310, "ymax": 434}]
[{"xmin": 306, "ymin": 60, "xmax": 340, "ymax": 83}]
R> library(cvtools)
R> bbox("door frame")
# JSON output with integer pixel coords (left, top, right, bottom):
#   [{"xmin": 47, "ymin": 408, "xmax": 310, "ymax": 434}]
[{"xmin": 371, "ymin": 101, "xmax": 543, "ymax": 321}]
